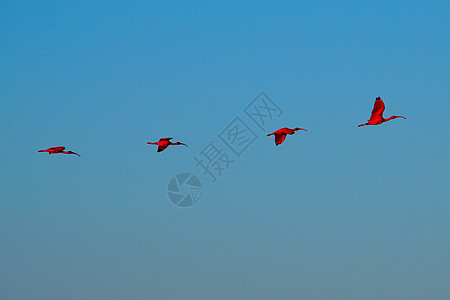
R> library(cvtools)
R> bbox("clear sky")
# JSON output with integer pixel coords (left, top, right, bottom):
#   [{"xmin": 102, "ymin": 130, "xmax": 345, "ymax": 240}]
[{"xmin": 1, "ymin": 1, "xmax": 449, "ymax": 299}]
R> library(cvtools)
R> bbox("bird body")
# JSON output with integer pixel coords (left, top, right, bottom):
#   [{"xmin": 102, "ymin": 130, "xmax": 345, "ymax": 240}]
[
  {"xmin": 38, "ymin": 146, "xmax": 81, "ymax": 157},
  {"xmin": 147, "ymin": 137, "xmax": 188, "ymax": 152},
  {"xmin": 358, "ymin": 97, "xmax": 406, "ymax": 127},
  {"xmin": 267, "ymin": 127, "xmax": 307, "ymax": 146}
]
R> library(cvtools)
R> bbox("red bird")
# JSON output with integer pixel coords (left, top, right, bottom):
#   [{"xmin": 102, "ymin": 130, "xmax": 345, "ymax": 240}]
[
  {"xmin": 147, "ymin": 137, "xmax": 188, "ymax": 152},
  {"xmin": 267, "ymin": 127, "xmax": 307, "ymax": 146},
  {"xmin": 358, "ymin": 97, "xmax": 406, "ymax": 127},
  {"xmin": 38, "ymin": 146, "xmax": 81, "ymax": 157}
]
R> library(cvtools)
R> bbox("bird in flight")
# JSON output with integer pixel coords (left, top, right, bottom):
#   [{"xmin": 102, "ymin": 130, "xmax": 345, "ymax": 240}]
[
  {"xmin": 358, "ymin": 97, "xmax": 406, "ymax": 127},
  {"xmin": 267, "ymin": 127, "xmax": 307, "ymax": 146},
  {"xmin": 38, "ymin": 146, "xmax": 81, "ymax": 157},
  {"xmin": 147, "ymin": 138, "xmax": 188, "ymax": 152}
]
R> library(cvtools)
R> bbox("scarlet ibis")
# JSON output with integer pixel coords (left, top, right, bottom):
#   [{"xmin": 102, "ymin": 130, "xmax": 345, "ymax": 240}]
[
  {"xmin": 38, "ymin": 146, "xmax": 81, "ymax": 157},
  {"xmin": 147, "ymin": 138, "xmax": 188, "ymax": 152},
  {"xmin": 267, "ymin": 127, "xmax": 307, "ymax": 146},
  {"xmin": 358, "ymin": 97, "xmax": 406, "ymax": 127}
]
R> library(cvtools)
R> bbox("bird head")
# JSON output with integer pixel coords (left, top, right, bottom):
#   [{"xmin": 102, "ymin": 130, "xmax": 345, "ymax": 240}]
[{"xmin": 68, "ymin": 151, "xmax": 81, "ymax": 157}]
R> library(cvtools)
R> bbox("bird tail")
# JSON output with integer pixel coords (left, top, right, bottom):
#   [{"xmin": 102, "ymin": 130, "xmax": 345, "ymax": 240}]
[
  {"xmin": 358, "ymin": 123, "xmax": 366, "ymax": 127},
  {"xmin": 267, "ymin": 133, "xmax": 273, "ymax": 136}
]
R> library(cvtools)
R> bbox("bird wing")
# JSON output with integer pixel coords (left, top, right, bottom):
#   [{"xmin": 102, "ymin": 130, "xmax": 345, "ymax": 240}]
[
  {"xmin": 279, "ymin": 128, "xmax": 291, "ymax": 134},
  {"xmin": 157, "ymin": 145, "xmax": 168, "ymax": 152},
  {"xmin": 369, "ymin": 98, "xmax": 385, "ymax": 120},
  {"xmin": 274, "ymin": 133, "xmax": 287, "ymax": 145},
  {"xmin": 51, "ymin": 146, "xmax": 65, "ymax": 152},
  {"xmin": 159, "ymin": 137, "xmax": 173, "ymax": 141}
]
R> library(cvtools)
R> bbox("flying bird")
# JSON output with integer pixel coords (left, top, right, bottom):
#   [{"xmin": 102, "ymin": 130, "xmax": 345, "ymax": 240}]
[
  {"xmin": 147, "ymin": 138, "xmax": 188, "ymax": 152},
  {"xmin": 38, "ymin": 146, "xmax": 81, "ymax": 157},
  {"xmin": 267, "ymin": 127, "xmax": 307, "ymax": 146},
  {"xmin": 358, "ymin": 97, "xmax": 406, "ymax": 127}
]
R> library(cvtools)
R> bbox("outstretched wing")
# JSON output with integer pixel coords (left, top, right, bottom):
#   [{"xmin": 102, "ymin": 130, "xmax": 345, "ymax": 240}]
[
  {"xmin": 369, "ymin": 98, "xmax": 385, "ymax": 120},
  {"xmin": 157, "ymin": 145, "xmax": 168, "ymax": 152},
  {"xmin": 159, "ymin": 137, "xmax": 173, "ymax": 141},
  {"xmin": 50, "ymin": 146, "xmax": 65, "ymax": 153},
  {"xmin": 274, "ymin": 133, "xmax": 287, "ymax": 145}
]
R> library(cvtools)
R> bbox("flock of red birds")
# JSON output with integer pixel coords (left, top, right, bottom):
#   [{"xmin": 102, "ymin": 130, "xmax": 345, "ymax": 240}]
[{"xmin": 38, "ymin": 97, "xmax": 405, "ymax": 156}]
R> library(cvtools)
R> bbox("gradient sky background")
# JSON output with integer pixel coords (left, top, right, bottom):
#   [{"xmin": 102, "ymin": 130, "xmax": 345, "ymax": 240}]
[{"xmin": 1, "ymin": 1, "xmax": 449, "ymax": 299}]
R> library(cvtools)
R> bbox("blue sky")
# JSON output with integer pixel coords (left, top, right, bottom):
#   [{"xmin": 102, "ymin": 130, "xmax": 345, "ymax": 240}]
[{"xmin": 1, "ymin": 1, "xmax": 449, "ymax": 299}]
